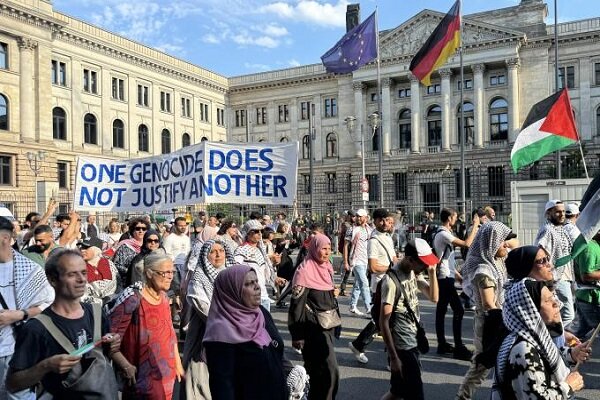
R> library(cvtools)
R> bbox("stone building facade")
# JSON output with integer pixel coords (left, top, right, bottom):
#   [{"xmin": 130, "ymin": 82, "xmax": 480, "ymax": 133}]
[{"xmin": 1, "ymin": 0, "xmax": 599, "ymax": 221}]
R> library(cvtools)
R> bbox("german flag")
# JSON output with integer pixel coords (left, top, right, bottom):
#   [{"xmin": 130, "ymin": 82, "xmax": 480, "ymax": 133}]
[{"xmin": 409, "ymin": 0, "xmax": 461, "ymax": 86}]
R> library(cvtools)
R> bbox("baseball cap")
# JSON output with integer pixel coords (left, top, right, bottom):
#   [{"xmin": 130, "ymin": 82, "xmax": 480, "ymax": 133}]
[
  {"xmin": 355, "ymin": 209, "xmax": 368, "ymax": 217},
  {"xmin": 544, "ymin": 199, "xmax": 562, "ymax": 213},
  {"xmin": 0, "ymin": 216, "xmax": 14, "ymax": 232},
  {"xmin": 565, "ymin": 203, "xmax": 580, "ymax": 217},
  {"xmin": 405, "ymin": 238, "xmax": 439, "ymax": 266},
  {"xmin": 372, "ymin": 208, "xmax": 392, "ymax": 220},
  {"xmin": 243, "ymin": 219, "xmax": 264, "ymax": 233},
  {"xmin": 77, "ymin": 237, "xmax": 105, "ymax": 249}
]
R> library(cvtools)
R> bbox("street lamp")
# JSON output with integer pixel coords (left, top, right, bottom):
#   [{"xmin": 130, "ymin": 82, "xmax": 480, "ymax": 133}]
[
  {"xmin": 345, "ymin": 116, "xmax": 367, "ymax": 209},
  {"xmin": 368, "ymin": 112, "xmax": 384, "ymax": 208},
  {"xmin": 26, "ymin": 150, "xmax": 47, "ymax": 212}
]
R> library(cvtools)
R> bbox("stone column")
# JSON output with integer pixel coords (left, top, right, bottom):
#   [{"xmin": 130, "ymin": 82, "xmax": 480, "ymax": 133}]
[
  {"xmin": 440, "ymin": 68, "xmax": 452, "ymax": 152},
  {"xmin": 381, "ymin": 78, "xmax": 392, "ymax": 154},
  {"xmin": 507, "ymin": 58, "xmax": 520, "ymax": 142},
  {"xmin": 472, "ymin": 63, "xmax": 485, "ymax": 148},
  {"xmin": 409, "ymin": 73, "xmax": 421, "ymax": 153},
  {"xmin": 18, "ymin": 37, "xmax": 38, "ymax": 142},
  {"xmin": 353, "ymin": 82, "xmax": 365, "ymax": 157}
]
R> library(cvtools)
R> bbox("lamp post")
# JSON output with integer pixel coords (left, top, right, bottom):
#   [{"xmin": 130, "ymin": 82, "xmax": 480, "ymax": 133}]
[
  {"xmin": 26, "ymin": 150, "xmax": 47, "ymax": 213},
  {"xmin": 345, "ymin": 116, "xmax": 367, "ymax": 209},
  {"xmin": 368, "ymin": 112, "xmax": 383, "ymax": 208}
]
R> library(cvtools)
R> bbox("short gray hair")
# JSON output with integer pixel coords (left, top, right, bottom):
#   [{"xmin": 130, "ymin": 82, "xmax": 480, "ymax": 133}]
[{"xmin": 144, "ymin": 252, "xmax": 172, "ymax": 273}]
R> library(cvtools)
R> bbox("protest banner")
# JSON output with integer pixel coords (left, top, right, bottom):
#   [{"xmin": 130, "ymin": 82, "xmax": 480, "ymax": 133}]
[{"xmin": 73, "ymin": 141, "xmax": 298, "ymax": 211}]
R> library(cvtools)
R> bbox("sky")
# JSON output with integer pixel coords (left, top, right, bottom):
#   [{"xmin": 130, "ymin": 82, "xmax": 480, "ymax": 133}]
[{"xmin": 52, "ymin": 0, "xmax": 599, "ymax": 77}]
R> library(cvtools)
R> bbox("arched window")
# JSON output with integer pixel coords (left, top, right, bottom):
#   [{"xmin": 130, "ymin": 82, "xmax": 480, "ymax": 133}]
[
  {"xmin": 52, "ymin": 107, "xmax": 66, "ymax": 140},
  {"xmin": 325, "ymin": 132, "xmax": 337, "ymax": 157},
  {"xmin": 372, "ymin": 128, "xmax": 380, "ymax": 151},
  {"xmin": 427, "ymin": 105, "xmax": 442, "ymax": 147},
  {"xmin": 457, "ymin": 102, "xmax": 474, "ymax": 144},
  {"xmin": 280, "ymin": 137, "xmax": 289, "ymax": 142},
  {"xmin": 200, "ymin": 136, "xmax": 208, "ymax": 142},
  {"xmin": 596, "ymin": 107, "xmax": 600, "ymax": 137},
  {"xmin": 0, "ymin": 94, "xmax": 8, "ymax": 131},
  {"xmin": 83, "ymin": 113, "xmax": 97, "ymax": 145},
  {"xmin": 112, "ymin": 119, "xmax": 125, "ymax": 149},
  {"xmin": 182, "ymin": 133, "xmax": 191, "ymax": 147},
  {"xmin": 302, "ymin": 135, "xmax": 310, "ymax": 159},
  {"xmin": 161, "ymin": 129, "xmax": 171, "ymax": 154},
  {"xmin": 490, "ymin": 98, "xmax": 508, "ymax": 142},
  {"xmin": 398, "ymin": 109, "xmax": 411, "ymax": 149},
  {"xmin": 138, "ymin": 124, "xmax": 149, "ymax": 152}
]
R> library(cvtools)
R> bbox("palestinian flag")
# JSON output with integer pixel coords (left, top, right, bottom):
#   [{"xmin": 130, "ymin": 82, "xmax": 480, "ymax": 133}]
[
  {"xmin": 510, "ymin": 88, "xmax": 579, "ymax": 172},
  {"xmin": 409, "ymin": 0, "xmax": 460, "ymax": 86}
]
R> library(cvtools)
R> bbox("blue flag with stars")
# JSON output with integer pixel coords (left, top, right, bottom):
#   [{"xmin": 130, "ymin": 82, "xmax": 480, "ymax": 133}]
[{"xmin": 321, "ymin": 11, "xmax": 377, "ymax": 74}]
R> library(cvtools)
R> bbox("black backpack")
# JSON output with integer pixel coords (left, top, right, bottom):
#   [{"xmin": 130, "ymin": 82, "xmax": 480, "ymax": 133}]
[{"xmin": 371, "ymin": 268, "xmax": 403, "ymax": 331}]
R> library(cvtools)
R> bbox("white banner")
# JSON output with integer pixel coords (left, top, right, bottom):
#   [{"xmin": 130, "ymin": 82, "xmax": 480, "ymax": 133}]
[{"xmin": 73, "ymin": 142, "xmax": 298, "ymax": 212}]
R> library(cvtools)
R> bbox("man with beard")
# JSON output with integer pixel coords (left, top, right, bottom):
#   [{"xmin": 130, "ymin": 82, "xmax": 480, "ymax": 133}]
[
  {"xmin": 535, "ymin": 200, "xmax": 576, "ymax": 329},
  {"xmin": 21, "ymin": 225, "xmax": 60, "ymax": 267}
]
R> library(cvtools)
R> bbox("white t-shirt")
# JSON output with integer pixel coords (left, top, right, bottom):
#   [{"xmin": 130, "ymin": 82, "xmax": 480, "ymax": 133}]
[
  {"xmin": 346, "ymin": 225, "xmax": 372, "ymax": 266},
  {"xmin": 163, "ymin": 233, "xmax": 191, "ymax": 267},
  {"xmin": 367, "ymin": 230, "xmax": 395, "ymax": 293},
  {"xmin": 0, "ymin": 261, "xmax": 16, "ymax": 357},
  {"xmin": 433, "ymin": 228, "xmax": 455, "ymax": 279}
]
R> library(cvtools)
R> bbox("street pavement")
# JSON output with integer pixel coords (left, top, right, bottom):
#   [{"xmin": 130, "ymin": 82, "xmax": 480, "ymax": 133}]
[{"xmin": 268, "ymin": 255, "xmax": 600, "ymax": 400}]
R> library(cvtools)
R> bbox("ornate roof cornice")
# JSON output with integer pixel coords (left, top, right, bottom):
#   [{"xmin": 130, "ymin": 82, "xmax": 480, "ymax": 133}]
[{"xmin": 0, "ymin": 1, "xmax": 65, "ymax": 33}]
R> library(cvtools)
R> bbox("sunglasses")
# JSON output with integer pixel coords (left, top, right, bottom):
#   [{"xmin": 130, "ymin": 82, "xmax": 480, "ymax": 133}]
[
  {"xmin": 147, "ymin": 239, "xmax": 160, "ymax": 244},
  {"xmin": 249, "ymin": 229, "xmax": 262, "ymax": 234},
  {"xmin": 534, "ymin": 256, "xmax": 551, "ymax": 266},
  {"xmin": 134, "ymin": 226, "xmax": 147, "ymax": 232}
]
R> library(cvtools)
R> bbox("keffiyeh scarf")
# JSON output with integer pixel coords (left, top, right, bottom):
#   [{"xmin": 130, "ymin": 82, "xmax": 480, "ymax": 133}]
[
  {"xmin": 188, "ymin": 239, "xmax": 235, "ymax": 306},
  {"xmin": 12, "ymin": 250, "xmax": 54, "ymax": 310}
]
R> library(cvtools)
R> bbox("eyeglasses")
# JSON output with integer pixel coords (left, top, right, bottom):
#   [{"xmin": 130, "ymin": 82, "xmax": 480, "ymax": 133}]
[
  {"xmin": 249, "ymin": 229, "xmax": 262, "ymax": 234},
  {"xmin": 152, "ymin": 270, "xmax": 176, "ymax": 278},
  {"xmin": 134, "ymin": 226, "xmax": 147, "ymax": 232},
  {"xmin": 534, "ymin": 256, "xmax": 551, "ymax": 266},
  {"xmin": 147, "ymin": 239, "xmax": 160, "ymax": 244}
]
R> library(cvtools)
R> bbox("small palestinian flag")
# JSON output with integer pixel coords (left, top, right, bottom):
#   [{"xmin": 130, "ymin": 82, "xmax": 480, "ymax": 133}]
[
  {"xmin": 510, "ymin": 88, "xmax": 579, "ymax": 172},
  {"xmin": 409, "ymin": 0, "xmax": 461, "ymax": 86}
]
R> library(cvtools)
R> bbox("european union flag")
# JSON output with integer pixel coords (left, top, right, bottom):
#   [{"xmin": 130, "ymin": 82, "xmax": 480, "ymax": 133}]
[{"xmin": 321, "ymin": 11, "xmax": 378, "ymax": 74}]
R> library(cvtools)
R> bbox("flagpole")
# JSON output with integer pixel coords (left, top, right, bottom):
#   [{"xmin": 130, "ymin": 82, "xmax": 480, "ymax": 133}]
[
  {"xmin": 554, "ymin": 0, "xmax": 562, "ymax": 179},
  {"xmin": 459, "ymin": 0, "xmax": 466, "ymax": 218},
  {"xmin": 375, "ymin": 7, "xmax": 384, "ymax": 208}
]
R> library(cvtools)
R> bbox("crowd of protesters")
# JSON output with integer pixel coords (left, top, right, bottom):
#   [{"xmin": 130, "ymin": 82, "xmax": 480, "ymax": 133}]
[{"xmin": 0, "ymin": 197, "xmax": 596, "ymax": 399}]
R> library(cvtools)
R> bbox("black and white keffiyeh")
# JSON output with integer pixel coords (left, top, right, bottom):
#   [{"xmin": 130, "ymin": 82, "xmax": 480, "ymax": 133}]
[
  {"xmin": 104, "ymin": 281, "xmax": 143, "ymax": 315},
  {"xmin": 492, "ymin": 279, "xmax": 569, "ymax": 399},
  {"xmin": 13, "ymin": 249, "xmax": 54, "ymax": 310},
  {"xmin": 535, "ymin": 221, "xmax": 574, "ymax": 281}
]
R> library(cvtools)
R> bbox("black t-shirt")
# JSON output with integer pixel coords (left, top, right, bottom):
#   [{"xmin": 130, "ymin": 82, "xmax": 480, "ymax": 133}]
[{"xmin": 9, "ymin": 302, "xmax": 110, "ymax": 394}]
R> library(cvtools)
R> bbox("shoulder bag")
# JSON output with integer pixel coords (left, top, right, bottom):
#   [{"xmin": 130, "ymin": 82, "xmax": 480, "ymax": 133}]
[{"xmin": 394, "ymin": 275, "xmax": 430, "ymax": 354}]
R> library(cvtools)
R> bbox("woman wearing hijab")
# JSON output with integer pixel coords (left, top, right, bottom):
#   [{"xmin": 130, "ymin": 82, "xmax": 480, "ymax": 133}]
[
  {"xmin": 181, "ymin": 239, "xmax": 234, "ymax": 399},
  {"xmin": 203, "ymin": 264, "xmax": 289, "ymax": 400},
  {"xmin": 79, "ymin": 239, "xmax": 117, "ymax": 304},
  {"xmin": 289, "ymin": 233, "xmax": 340, "ymax": 400},
  {"xmin": 113, "ymin": 217, "xmax": 149, "ymax": 290},
  {"xmin": 492, "ymin": 280, "xmax": 585, "ymax": 399},
  {"xmin": 456, "ymin": 221, "xmax": 515, "ymax": 400},
  {"xmin": 127, "ymin": 229, "xmax": 167, "ymax": 286}
]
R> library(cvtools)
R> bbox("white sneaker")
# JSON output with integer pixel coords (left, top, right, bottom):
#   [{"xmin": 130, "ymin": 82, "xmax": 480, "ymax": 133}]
[
  {"xmin": 349, "ymin": 307, "xmax": 365, "ymax": 316},
  {"xmin": 348, "ymin": 342, "xmax": 369, "ymax": 364}
]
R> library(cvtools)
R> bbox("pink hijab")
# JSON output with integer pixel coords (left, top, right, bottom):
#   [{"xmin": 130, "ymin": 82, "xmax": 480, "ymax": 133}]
[
  {"xmin": 203, "ymin": 264, "xmax": 272, "ymax": 347},
  {"xmin": 292, "ymin": 233, "xmax": 334, "ymax": 291}
]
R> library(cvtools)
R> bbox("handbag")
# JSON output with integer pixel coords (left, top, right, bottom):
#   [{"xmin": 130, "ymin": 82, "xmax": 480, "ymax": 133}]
[
  {"xmin": 305, "ymin": 300, "xmax": 342, "ymax": 330},
  {"xmin": 395, "ymin": 276, "xmax": 430, "ymax": 354},
  {"xmin": 34, "ymin": 303, "xmax": 118, "ymax": 399}
]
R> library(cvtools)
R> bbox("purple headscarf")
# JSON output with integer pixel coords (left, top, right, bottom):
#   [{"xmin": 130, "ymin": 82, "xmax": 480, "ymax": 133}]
[{"xmin": 202, "ymin": 264, "xmax": 272, "ymax": 347}]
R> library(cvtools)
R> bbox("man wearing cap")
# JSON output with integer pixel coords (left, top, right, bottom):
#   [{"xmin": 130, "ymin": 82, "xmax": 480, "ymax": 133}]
[
  {"xmin": 534, "ymin": 200, "xmax": 576, "ymax": 328},
  {"xmin": 0, "ymin": 216, "xmax": 54, "ymax": 399},
  {"xmin": 344, "ymin": 209, "xmax": 373, "ymax": 316},
  {"xmin": 564, "ymin": 203, "xmax": 581, "ymax": 243},
  {"xmin": 380, "ymin": 238, "xmax": 439, "ymax": 400}
]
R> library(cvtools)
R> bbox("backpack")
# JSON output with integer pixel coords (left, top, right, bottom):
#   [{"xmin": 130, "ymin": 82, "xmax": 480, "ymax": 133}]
[
  {"xmin": 371, "ymin": 268, "xmax": 403, "ymax": 331},
  {"xmin": 423, "ymin": 224, "xmax": 440, "ymax": 247}
]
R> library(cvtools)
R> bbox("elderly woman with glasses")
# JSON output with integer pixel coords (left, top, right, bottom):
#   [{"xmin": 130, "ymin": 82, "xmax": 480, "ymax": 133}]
[
  {"xmin": 112, "ymin": 217, "xmax": 150, "ymax": 290},
  {"xmin": 107, "ymin": 252, "xmax": 184, "ymax": 400},
  {"xmin": 127, "ymin": 229, "xmax": 166, "ymax": 286}
]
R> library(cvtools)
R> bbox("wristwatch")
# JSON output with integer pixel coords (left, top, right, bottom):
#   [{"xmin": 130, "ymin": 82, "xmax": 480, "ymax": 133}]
[{"xmin": 21, "ymin": 309, "xmax": 29, "ymax": 321}]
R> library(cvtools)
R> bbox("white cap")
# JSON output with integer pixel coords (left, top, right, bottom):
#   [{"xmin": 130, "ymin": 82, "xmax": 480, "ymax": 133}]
[
  {"xmin": 565, "ymin": 203, "xmax": 580, "ymax": 216},
  {"xmin": 544, "ymin": 199, "xmax": 562, "ymax": 213},
  {"xmin": 355, "ymin": 209, "xmax": 368, "ymax": 217}
]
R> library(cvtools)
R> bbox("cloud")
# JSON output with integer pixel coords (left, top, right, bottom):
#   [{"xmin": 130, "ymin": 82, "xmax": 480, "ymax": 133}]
[
  {"xmin": 202, "ymin": 33, "xmax": 221, "ymax": 44},
  {"xmin": 259, "ymin": 0, "xmax": 348, "ymax": 28},
  {"xmin": 260, "ymin": 24, "xmax": 289, "ymax": 37},
  {"xmin": 244, "ymin": 62, "xmax": 272, "ymax": 72},
  {"xmin": 287, "ymin": 59, "xmax": 301, "ymax": 67},
  {"xmin": 232, "ymin": 33, "xmax": 280, "ymax": 48}
]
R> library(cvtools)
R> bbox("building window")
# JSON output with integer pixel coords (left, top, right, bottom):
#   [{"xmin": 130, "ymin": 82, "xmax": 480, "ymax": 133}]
[
  {"xmin": 110, "ymin": 77, "xmax": 124, "ymax": 101},
  {"xmin": 52, "ymin": 107, "xmax": 66, "ymax": 140},
  {"xmin": 181, "ymin": 98, "xmax": 192, "ymax": 118},
  {"xmin": 300, "ymin": 101, "xmax": 309, "ymax": 120},
  {"xmin": 454, "ymin": 168, "xmax": 471, "ymax": 198},
  {"xmin": 182, "ymin": 133, "xmax": 191, "ymax": 147},
  {"xmin": 398, "ymin": 88, "xmax": 411, "ymax": 98},
  {"xmin": 278, "ymin": 105, "xmax": 289, "ymax": 123},
  {"xmin": 489, "ymin": 73, "xmax": 506, "ymax": 86},
  {"xmin": 370, "ymin": 93, "xmax": 378, "ymax": 102},
  {"xmin": 326, "ymin": 173, "xmax": 337, "ymax": 193},
  {"xmin": 0, "ymin": 94, "xmax": 8, "ymax": 131},
  {"xmin": 488, "ymin": 166, "xmax": 505, "ymax": 197},
  {"xmin": 255, "ymin": 107, "xmax": 267, "ymax": 125},
  {"xmin": 490, "ymin": 98, "xmax": 508, "ymax": 142},
  {"xmin": 0, "ymin": 155, "xmax": 11, "ymax": 185},
  {"xmin": 138, "ymin": 125, "xmax": 149, "ymax": 152},
  {"xmin": 398, "ymin": 109, "xmax": 411, "ymax": 149},
  {"xmin": 235, "ymin": 110, "xmax": 246, "ymax": 127},
  {"xmin": 199, "ymin": 102, "xmax": 209, "ymax": 122},
  {"xmin": 136, "ymin": 84, "xmax": 149, "ymax": 106},
  {"xmin": 302, "ymin": 135, "xmax": 310, "ymax": 159},
  {"xmin": 201, "ymin": 136, "xmax": 208, "ymax": 142},
  {"xmin": 302, "ymin": 174, "xmax": 311, "ymax": 194},
  {"xmin": 57, "ymin": 162, "xmax": 68, "ymax": 189},
  {"xmin": 426, "ymin": 84, "xmax": 441, "ymax": 95},
  {"xmin": 83, "ymin": 69, "xmax": 98, "ymax": 94},
  {"xmin": 160, "ymin": 91, "xmax": 171, "ymax": 113},
  {"xmin": 83, "ymin": 113, "xmax": 97, "ymax": 145},
  {"xmin": 217, "ymin": 108, "xmax": 225, "ymax": 126},
  {"xmin": 366, "ymin": 174, "xmax": 379, "ymax": 202},
  {"xmin": 280, "ymin": 137, "xmax": 289, "ymax": 142},
  {"xmin": 595, "ymin": 63, "xmax": 600, "ymax": 86},
  {"xmin": 558, "ymin": 66, "xmax": 575, "ymax": 89},
  {"xmin": 112, "ymin": 119, "xmax": 125, "ymax": 149},
  {"xmin": 324, "ymin": 98, "xmax": 337, "ymax": 118},
  {"xmin": 427, "ymin": 105, "xmax": 442, "ymax": 147},
  {"xmin": 596, "ymin": 107, "xmax": 600, "ymax": 137},
  {"xmin": 325, "ymin": 133, "xmax": 337, "ymax": 158},
  {"xmin": 51, "ymin": 60, "xmax": 67, "ymax": 86},
  {"xmin": 161, "ymin": 129, "xmax": 171, "ymax": 154},
  {"xmin": 0, "ymin": 43, "xmax": 7, "ymax": 69},
  {"xmin": 457, "ymin": 102, "xmax": 474, "ymax": 144},
  {"xmin": 394, "ymin": 172, "xmax": 408, "ymax": 201},
  {"xmin": 457, "ymin": 79, "xmax": 473, "ymax": 90}
]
